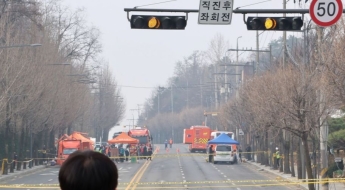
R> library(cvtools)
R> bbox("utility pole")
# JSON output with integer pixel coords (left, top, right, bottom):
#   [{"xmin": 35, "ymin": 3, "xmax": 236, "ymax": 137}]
[
  {"xmin": 225, "ymin": 62, "xmax": 228, "ymax": 102},
  {"xmin": 236, "ymin": 36, "xmax": 242, "ymax": 99},
  {"xmin": 283, "ymin": 0, "xmax": 287, "ymax": 68},
  {"xmin": 227, "ymin": 48, "xmax": 272, "ymax": 76},
  {"xmin": 256, "ymin": 30, "xmax": 259, "ymax": 74},
  {"xmin": 214, "ymin": 65, "xmax": 218, "ymax": 109},
  {"xmin": 157, "ymin": 86, "xmax": 163, "ymax": 114},
  {"xmin": 200, "ymin": 78, "xmax": 203, "ymax": 106},
  {"xmin": 171, "ymin": 84, "xmax": 174, "ymax": 142}
]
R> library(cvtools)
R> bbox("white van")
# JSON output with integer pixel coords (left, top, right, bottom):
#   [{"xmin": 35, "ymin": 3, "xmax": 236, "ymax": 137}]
[{"xmin": 213, "ymin": 144, "xmax": 237, "ymax": 164}]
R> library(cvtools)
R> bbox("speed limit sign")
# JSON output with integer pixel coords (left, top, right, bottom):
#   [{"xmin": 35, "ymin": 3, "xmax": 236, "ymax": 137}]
[{"xmin": 310, "ymin": 0, "xmax": 343, "ymax": 27}]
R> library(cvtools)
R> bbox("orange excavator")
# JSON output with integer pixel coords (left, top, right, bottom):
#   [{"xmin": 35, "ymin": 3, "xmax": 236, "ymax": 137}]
[{"xmin": 56, "ymin": 131, "xmax": 94, "ymax": 166}]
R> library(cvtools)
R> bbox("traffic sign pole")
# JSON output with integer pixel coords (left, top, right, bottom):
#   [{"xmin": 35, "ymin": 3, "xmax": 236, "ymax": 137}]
[{"xmin": 310, "ymin": 0, "xmax": 343, "ymax": 27}]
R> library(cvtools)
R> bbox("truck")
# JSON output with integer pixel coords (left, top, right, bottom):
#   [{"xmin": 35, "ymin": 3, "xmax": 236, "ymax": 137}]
[
  {"xmin": 128, "ymin": 127, "xmax": 152, "ymax": 147},
  {"xmin": 183, "ymin": 125, "xmax": 213, "ymax": 153},
  {"xmin": 56, "ymin": 132, "xmax": 94, "ymax": 166}
]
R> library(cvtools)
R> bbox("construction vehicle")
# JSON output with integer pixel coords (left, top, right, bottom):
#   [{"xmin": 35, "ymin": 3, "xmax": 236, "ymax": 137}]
[
  {"xmin": 183, "ymin": 125, "xmax": 212, "ymax": 153},
  {"xmin": 56, "ymin": 132, "xmax": 94, "ymax": 166}
]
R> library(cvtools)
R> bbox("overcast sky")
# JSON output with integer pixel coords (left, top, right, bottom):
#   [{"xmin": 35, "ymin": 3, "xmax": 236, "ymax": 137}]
[{"xmin": 60, "ymin": 0, "xmax": 316, "ymax": 139}]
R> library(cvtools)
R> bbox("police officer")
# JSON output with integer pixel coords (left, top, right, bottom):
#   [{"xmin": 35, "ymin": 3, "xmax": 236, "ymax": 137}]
[
  {"xmin": 208, "ymin": 145, "xmax": 214, "ymax": 163},
  {"xmin": 276, "ymin": 147, "xmax": 280, "ymax": 167}
]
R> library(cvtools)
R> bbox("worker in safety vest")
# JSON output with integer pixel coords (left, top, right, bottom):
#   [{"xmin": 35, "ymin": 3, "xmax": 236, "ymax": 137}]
[
  {"xmin": 169, "ymin": 138, "xmax": 173, "ymax": 148},
  {"xmin": 276, "ymin": 147, "xmax": 280, "ymax": 167}
]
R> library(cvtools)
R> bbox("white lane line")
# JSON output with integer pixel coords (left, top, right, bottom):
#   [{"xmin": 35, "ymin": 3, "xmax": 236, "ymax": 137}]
[
  {"xmin": 182, "ymin": 176, "xmax": 185, "ymax": 178},
  {"xmin": 118, "ymin": 167, "xmax": 123, "ymax": 170},
  {"xmin": 183, "ymin": 180, "xmax": 186, "ymax": 182},
  {"xmin": 232, "ymin": 183, "xmax": 235, "ymax": 185},
  {"xmin": 227, "ymin": 179, "xmax": 231, "ymax": 181},
  {"xmin": 181, "ymin": 173, "xmax": 184, "ymax": 175},
  {"xmin": 48, "ymin": 179, "xmax": 52, "ymax": 182},
  {"xmin": 237, "ymin": 188, "xmax": 241, "ymax": 190},
  {"xmin": 223, "ymin": 175, "xmax": 227, "ymax": 177},
  {"xmin": 220, "ymin": 172, "xmax": 223, "ymax": 175}
]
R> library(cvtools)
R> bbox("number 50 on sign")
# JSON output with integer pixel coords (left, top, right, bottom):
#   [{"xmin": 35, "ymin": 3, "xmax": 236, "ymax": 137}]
[{"xmin": 309, "ymin": 0, "xmax": 343, "ymax": 27}]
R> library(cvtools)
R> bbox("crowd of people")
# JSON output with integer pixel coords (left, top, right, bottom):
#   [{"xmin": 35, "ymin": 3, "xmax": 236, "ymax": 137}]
[{"xmin": 94, "ymin": 143, "xmax": 153, "ymax": 162}]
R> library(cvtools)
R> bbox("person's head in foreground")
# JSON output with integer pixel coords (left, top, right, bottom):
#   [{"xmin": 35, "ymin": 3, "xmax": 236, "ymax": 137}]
[{"xmin": 59, "ymin": 150, "xmax": 118, "ymax": 190}]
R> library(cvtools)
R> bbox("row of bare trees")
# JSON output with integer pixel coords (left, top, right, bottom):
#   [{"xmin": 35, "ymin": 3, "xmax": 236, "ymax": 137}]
[
  {"xmin": 218, "ymin": 20, "xmax": 345, "ymax": 189},
  {"xmin": 139, "ymin": 18, "xmax": 345, "ymax": 189},
  {"xmin": 0, "ymin": 0, "xmax": 125, "ymax": 160}
]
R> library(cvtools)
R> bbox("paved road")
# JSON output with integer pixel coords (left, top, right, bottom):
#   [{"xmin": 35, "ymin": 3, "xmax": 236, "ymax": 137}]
[
  {"xmin": 0, "ymin": 144, "xmax": 305, "ymax": 190},
  {"xmin": 122, "ymin": 144, "xmax": 305, "ymax": 190},
  {"xmin": 0, "ymin": 158, "xmax": 145, "ymax": 190}
]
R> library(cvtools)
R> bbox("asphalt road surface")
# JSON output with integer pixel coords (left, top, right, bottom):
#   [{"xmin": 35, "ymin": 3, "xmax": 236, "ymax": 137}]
[{"xmin": 0, "ymin": 144, "xmax": 305, "ymax": 190}]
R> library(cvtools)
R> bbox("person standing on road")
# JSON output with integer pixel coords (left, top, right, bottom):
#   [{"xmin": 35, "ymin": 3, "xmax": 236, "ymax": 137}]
[
  {"xmin": 238, "ymin": 147, "xmax": 243, "ymax": 163},
  {"xmin": 276, "ymin": 147, "xmax": 280, "ymax": 167},
  {"xmin": 143, "ymin": 145, "xmax": 148, "ymax": 160},
  {"xmin": 147, "ymin": 146, "xmax": 153, "ymax": 161},
  {"xmin": 13, "ymin": 152, "xmax": 17, "ymax": 169},
  {"xmin": 208, "ymin": 145, "xmax": 214, "ymax": 163},
  {"xmin": 164, "ymin": 140, "xmax": 168, "ymax": 149},
  {"xmin": 169, "ymin": 138, "xmax": 173, "ymax": 148}
]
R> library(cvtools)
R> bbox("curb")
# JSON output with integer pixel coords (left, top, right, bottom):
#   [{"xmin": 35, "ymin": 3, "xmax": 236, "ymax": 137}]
[
  {"xmin": 244, "ymin": 160, "xmax": 308, "ymax": 190},
  {"xmin": 0, "ymin": 165, "xmax": 47, "ymax": 182}
]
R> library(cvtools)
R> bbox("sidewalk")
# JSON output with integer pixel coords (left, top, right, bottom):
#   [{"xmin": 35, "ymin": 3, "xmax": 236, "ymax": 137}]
[
  {"xmin": 244, "ymin": 159, "xmax": 345, "ymax": 190},
  {"xmin": 0, "ymin": 165, "xmax": 47, "ymax": 182}
]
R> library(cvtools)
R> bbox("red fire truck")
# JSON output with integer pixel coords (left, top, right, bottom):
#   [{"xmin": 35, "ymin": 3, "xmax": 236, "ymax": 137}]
[{"xmin": 183, "ymin": 125, "xmax": 213, "ymax": 153}]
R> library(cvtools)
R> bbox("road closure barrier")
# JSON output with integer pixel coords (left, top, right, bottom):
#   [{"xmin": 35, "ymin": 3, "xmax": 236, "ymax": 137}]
[
  {"xmin": 2, "ymin": 151, "xmax": 267, "ymax": 162},
  {"xmin": 1, "ymin": 178, "xmax": 345, "ymax": 188}
]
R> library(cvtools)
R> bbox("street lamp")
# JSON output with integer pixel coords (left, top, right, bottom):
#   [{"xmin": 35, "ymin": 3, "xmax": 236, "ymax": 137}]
[{"xmin": 0, "ymin": 43, "xmax": 42, "ymax": 49}]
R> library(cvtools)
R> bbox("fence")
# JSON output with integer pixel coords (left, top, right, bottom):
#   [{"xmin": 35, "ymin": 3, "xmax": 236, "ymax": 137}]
[{"xmin": 0, "ymin": 157, "xmax": 54, "ymax": 175}]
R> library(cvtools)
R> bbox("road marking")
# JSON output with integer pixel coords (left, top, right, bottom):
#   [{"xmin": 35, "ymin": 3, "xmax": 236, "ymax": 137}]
[
  {"xmin": 119, "ymin": 167, "xmax": 123, "ymax": 170},
  {"xmin": 224, "ymin": 175, "xmax": 227, "ymax": 177},
  {"xmin": 220, "ymin": 172, "xmax": 223, "ymax": 175},
  {"xmin": 232, "ymin": 183, "xmax": 235, "ymax": 185},
  {"xmin": 237, "ymin": 188, "xmax": 241, "ymax": 190},
  {"xmin": 227, "ymin": 179, "xmax": 231, "ymax": 180},
  {"xmin": 48, "ymin": 179, "xmax": 52, "ymax": 182},
  {"xmin": 182, "ymin": 176, "xmax": 185, "ymax": 178},
  {"xmin": 124, "ymin": 161, "xmax": 148, "ymax": 190},
  {"xmin": 130, "ymin": 159, "xmax": 152, "ymax": 189}
]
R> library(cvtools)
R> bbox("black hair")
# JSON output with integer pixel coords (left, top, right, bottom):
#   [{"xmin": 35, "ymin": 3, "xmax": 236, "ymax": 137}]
[{"xmin": 59, "ymin": 150, "xmax": 118, "ymax": 190}]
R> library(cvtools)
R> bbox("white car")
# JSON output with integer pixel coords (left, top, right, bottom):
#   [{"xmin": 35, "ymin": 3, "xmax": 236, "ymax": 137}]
[{"xmin": 213, "ymin": 144, "xmax": 237, "ymax": 164}]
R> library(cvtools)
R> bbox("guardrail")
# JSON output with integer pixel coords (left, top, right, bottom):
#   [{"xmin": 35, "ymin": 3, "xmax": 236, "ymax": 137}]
[{"xmin": 1, "ymin": 157, "xmax": 54, "ymax": 175}]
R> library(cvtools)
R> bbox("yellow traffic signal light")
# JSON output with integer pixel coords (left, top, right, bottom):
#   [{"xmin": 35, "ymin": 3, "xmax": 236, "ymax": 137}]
[
  {"xmin": 265, "ymin": 18, "xmax": 277, "ymax": 30},
  {"xmin": 148, "ymin": 17, "xmax": 160, "ymax": 28},
  {"xmin": 130, "ymin": 15, "xmax": 187, "ymax": 30},
  {"xmin": 246, "ymin": 17, "xmax": 303, "ymax": 31}
]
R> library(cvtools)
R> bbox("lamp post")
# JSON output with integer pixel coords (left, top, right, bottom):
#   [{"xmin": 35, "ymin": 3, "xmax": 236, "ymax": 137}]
[{"xmin": 0, "ymin": 43, "xmax": 42, "ymax": 49}]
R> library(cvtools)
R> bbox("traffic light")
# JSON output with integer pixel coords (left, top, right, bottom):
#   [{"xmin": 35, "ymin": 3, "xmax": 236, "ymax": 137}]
[
  {"xmin": 130, "ymin": 15, "xmax": 187, "ymax": 30},
  {"xmin": 246, "ymin": 17, "xmax": 303, "ymax": 31}
]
